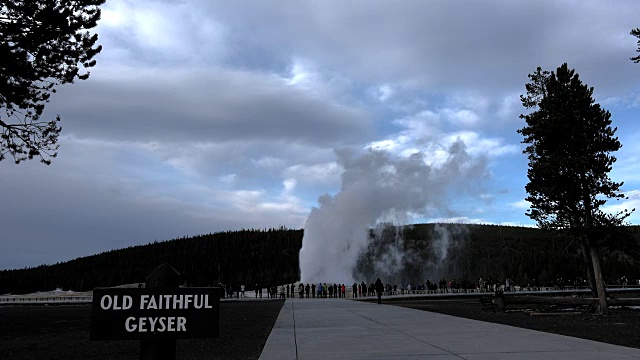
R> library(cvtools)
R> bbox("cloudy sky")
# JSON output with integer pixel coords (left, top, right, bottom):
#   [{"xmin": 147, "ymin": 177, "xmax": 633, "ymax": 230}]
[{"xmin": 2, "ymin": 0, "xmax": 640, "ymax": 270}]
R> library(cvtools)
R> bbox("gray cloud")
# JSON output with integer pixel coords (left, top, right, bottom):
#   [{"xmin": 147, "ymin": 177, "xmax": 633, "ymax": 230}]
[
  {"xmin": 204, "ymin": 0, "xmax": 639, "ymax": 95},
  {"xmin": 44, "ymin": 67, "xmax": 372, "ymax": 146},
  {"xmin": 0, "ymin": 139, "xmax": 309, "ymax": 270}
]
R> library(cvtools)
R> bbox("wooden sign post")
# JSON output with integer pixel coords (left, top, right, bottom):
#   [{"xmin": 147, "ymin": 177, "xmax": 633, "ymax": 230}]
[
  {"xmin": 90, "ymin": 264, "xmax": 220, "ymax": 360},
  {"xmin": 141, "ymin": 264, "xmax": 180, "ymax": 360}
]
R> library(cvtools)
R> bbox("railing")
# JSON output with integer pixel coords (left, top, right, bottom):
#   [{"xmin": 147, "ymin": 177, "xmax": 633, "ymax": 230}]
[
  {"xmin": 2, "ymin": 285, "xmax": 638, "ymax": 304},
  {"xmin": 379, "ymin": 285, "xmax": 640, "ymax": 296},
  {"xmin": 0, "ymin": 296, "xmax": 93, "ymax": 304}
]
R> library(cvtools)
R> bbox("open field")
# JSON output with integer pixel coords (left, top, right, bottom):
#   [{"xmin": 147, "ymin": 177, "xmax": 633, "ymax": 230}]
[{"xmin": 0, "ymin": 300, "xmax": 284, "ymax": 360}]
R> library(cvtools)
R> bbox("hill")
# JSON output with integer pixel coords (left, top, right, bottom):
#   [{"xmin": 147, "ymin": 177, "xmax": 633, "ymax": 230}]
[
  {"xmin": 357, "ymin": 223, "xmax": 640, "ymax": 287},
  {"xmin": 1, "ymin": 224, "xmax": 638, "ymax": 294},
  {"xmin": 0, "ymin": 227, "xmax": 302, "ymax": 295}
]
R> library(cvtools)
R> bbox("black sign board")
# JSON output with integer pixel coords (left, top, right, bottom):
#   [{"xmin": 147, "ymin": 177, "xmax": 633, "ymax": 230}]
[{"xmin": 90, "ymin": 287, "xmax": 220, "ymax": 341}]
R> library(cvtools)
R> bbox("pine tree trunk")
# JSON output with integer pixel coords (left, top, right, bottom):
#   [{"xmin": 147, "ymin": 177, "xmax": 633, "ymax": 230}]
[
  {"xmin": 580, "ymin": 243, "xmax": 598, "ymax": 297},
  {"xmin": 589, "ymin": 245, "xmax": 609, "ymax": 315}
]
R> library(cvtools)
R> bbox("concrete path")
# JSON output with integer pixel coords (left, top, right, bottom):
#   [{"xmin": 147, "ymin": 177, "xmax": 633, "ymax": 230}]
[{"xmin": 259, "ymin": 298, "xmax": 640, "ymax": 360}]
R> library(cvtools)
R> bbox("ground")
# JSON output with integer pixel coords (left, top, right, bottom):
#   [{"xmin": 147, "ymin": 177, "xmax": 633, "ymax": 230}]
[
  {"xmin": 2, "ymin": 296, "xmax": 640, "ymax": 359},
  {"xmin": 0, "ymin": 300, "xmax": 284, "ymax": 360},
  {"xmin": 391, "ymin": 297, "xmax": 640, "ymax": 349}
]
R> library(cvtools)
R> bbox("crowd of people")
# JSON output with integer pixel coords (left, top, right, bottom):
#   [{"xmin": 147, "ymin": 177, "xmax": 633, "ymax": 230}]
[
  {"xmin": 218, "ymin": 275, "xmax": 636, "ymax": 300},
  {"xmin": 216, "ymin": 279, "xmax": 386, "ymax": 303},
  {"xmin": 255, "ymin": 281, "xmax": 383, "ymax": 300}
]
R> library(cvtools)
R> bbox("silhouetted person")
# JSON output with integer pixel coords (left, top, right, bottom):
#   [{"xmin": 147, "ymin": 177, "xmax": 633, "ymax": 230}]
[
  {"xmin": 312, "ymin": 283, "xmax": 316, "ymax": 298},
  {"xmin": 375, "ymin": 278, "xmax": 384, "ymax": 304}
]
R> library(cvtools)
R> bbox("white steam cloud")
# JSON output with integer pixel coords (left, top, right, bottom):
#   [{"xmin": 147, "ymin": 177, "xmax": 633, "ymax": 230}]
[{"xmin": 299, "ymin": 140, "xmax": 487, "ymax": 283}]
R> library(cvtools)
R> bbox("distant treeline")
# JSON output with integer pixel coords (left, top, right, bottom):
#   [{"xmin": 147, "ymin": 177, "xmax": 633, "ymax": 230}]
[
  {"xmin": 1, "ymin": 224, "xmax": 639, "ymax": 294},
  {"xmin": 356, "ymin": 223, "xmax": 640, "ymax": 287},
  {"xmin": 0, "ymin": 227, "xmax": 303, "ymax": 295}
]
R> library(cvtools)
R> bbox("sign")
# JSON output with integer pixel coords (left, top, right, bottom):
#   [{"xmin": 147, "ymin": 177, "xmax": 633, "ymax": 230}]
[{"xmin": 90, "ymin": 287, "xmax": 220, "ymax": 341}]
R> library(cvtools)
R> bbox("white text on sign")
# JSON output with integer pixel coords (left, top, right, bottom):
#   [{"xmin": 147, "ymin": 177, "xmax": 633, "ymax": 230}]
[{"xmin": 99, "ymin": 294, "xmax": 213, "ymax": 310}]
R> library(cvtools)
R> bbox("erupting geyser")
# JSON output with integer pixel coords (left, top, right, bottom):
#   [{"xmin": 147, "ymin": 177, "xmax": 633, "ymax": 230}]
[{"xmin": 299, "ymin": 141, "xmax": 487, "ymax": 283}]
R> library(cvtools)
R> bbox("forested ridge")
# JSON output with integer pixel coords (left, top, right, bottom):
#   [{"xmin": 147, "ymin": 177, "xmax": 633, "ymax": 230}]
[
  {"xmin": 1, "ymin": 224, "xmax": 639, "ymax": 294},
  {"xmin": 357, "ymin": 224, "xmax": 640, "ymax": 287},
  {"xmin": 0, "ymin": 227, "xmax": 303, "ymax": 295}
]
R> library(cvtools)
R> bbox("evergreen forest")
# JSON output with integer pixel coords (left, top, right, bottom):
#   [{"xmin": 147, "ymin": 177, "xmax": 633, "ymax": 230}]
[
  {"xmin": 0, "ymin": 227, "xmax": 302, "ymax": 295},
  {"xmin": 1, "ymin": 224, "xmax": 639, "ymax": 295}
]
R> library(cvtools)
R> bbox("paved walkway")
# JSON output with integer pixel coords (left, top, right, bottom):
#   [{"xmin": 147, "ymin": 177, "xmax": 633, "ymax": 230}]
[{"xmin": 259, "ymin": 298, "xmax": 640, "ymax": 360}]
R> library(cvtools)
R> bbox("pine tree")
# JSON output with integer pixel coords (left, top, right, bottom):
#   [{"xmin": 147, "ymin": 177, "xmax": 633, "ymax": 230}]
[
  {"xmin": 631, "ymin": 28, "xmax": 640, "ymax": 63},
  {"xmin": 0, "ymin": 0, "xmax": 104, "ymax": 164},
  {"xmin": 517, "ymin": 63, "xmax": 633, "ymax": 314}
]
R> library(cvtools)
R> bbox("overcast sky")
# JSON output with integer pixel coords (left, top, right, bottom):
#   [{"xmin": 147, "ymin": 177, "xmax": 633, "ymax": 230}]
[{"xmin": 2, "ymin": 0, "xmax": 640, "ymax": 270}]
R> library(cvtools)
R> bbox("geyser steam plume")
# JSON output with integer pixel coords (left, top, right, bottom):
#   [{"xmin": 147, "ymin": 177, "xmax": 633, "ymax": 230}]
[{"xmin": 299, "ymin": 140, "xmax": 487, "ymax": 283}]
